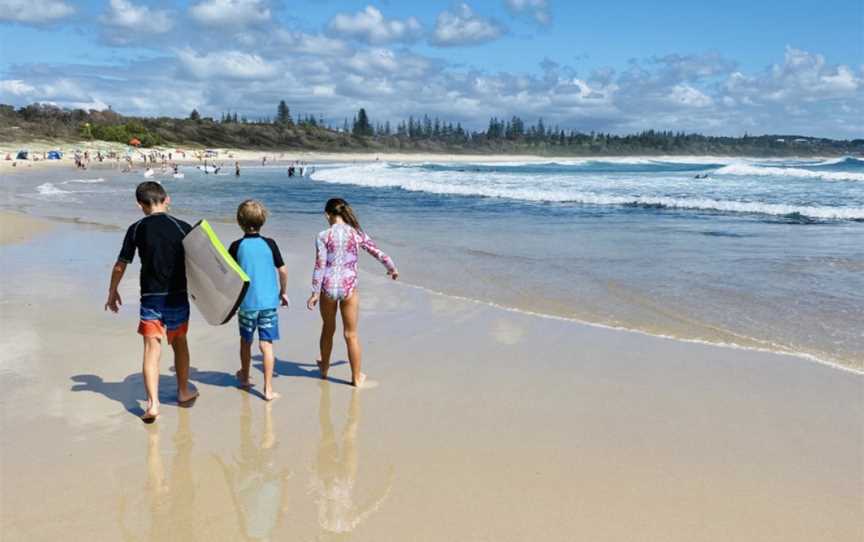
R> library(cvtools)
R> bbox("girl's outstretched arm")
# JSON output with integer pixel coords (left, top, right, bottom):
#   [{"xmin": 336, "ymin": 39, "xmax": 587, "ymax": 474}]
[{"xmin": 359, "ymin": 232, "xmax": 398, "ymax": 279}]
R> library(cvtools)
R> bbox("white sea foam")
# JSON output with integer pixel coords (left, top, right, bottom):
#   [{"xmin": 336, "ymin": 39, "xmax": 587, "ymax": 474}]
[
  {"xmin": 61, "ymin": 178, "xmax": 106, "ymax": 185},
  {"xmin": 35, "ymin": 182, "xmax": 72, "ymax": 196},
  {"xmin": 809, "ymin": 156, "xmax": 863, "ymax": 167},
  {"xmin": 467, "ymin": 156, "xmax": 737, "ymax": 167},
  {"xmin": 312, "ymin": 163, "xmax": 864, "ymax": 220},
  {"xmin": 715, "ymin": 163, "xmax": 864, "ymax": 182}
]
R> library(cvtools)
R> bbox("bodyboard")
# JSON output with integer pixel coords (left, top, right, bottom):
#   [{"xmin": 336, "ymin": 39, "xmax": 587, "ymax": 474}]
[{"xmin": 183, "ymin": 220, "xmax": 249, "ymax": 325}]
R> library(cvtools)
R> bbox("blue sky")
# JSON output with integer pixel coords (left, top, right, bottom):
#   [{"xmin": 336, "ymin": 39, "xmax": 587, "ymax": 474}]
[{"xmin": 1, "ymin": 0, "xmax": 861, "ymax": 137}]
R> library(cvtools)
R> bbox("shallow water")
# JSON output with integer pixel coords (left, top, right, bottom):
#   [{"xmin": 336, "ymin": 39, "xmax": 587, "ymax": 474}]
[{"xmin": 4, "ymin": 155, "xmax": 863, "ymax": 369}]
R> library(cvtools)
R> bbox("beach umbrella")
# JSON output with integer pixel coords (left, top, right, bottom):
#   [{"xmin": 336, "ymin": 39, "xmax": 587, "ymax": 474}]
[{"xmin": 129, "ymin": 138, "xmax": 141, "ymax": 147}]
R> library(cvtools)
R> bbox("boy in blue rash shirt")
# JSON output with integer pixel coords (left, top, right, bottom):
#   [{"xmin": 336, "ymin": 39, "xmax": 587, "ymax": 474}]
[{"xmin": 229, "ymin": 200, "xmax": 289, "ymax": 401}]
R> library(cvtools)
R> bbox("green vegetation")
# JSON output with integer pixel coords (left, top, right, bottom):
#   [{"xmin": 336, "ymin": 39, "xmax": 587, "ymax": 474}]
[{"xmin": 1, "ymin": 102, "xmax": 860, "ymax": 157}]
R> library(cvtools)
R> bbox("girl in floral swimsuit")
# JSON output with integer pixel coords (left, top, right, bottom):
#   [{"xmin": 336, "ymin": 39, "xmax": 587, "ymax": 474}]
[{"xmin": 307, "ymin": 198, "xmax": 398, "ymax": 387}]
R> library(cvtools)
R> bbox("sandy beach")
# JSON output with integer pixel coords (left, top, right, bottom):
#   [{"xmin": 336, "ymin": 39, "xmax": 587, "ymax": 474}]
[
  {"xmin": 0, "ymin": 139, "xmax": 601, "ymax": 175},
  {"xmin": 1, "ymin": 208, "xmax": 861, "ymax": 541}
]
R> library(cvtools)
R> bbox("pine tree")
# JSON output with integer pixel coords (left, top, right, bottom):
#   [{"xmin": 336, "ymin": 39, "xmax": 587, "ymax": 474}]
[
  {"xmin": 189, "ymin": 109, "xmax": 200, "ymax": 121},
  {"xmin": 276, "ymin": 100, "xmax": 293, "ymax": 125},
  {"xmin": 353, "ymin": 108, "xmax": 372, "ymax": 137}
]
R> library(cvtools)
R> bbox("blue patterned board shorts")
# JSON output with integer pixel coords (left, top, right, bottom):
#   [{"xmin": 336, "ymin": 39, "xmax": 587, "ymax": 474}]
[{"xmin": 238, "ymin": 308, "xmax": 280, "ymax": 342}]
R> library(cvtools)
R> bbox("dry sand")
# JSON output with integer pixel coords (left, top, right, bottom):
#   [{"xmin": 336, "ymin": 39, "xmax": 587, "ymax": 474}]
[{"xmin": 0, "ymin": 214, "xmax": 862, "ymax": 541}]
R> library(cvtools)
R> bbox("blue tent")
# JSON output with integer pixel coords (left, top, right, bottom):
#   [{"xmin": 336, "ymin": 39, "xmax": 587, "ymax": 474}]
[
  {"xmin": 15, "ymin": 150, "xmax": 28, "ymax": 160},
  {"xmin": 47, "ymin": 150, "xmax": 62, "ymax": 160}
]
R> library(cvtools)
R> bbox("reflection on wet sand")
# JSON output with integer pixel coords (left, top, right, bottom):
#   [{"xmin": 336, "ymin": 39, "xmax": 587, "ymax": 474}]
[
  {"xmin": 120, "ymin": 409, "xmax": 197, "ymax": 541},
  {"xmin": 219, "ymin": 394, "xmax": 292, "ymax": 541},
  {"xmin": 116, "ymin": 386, "xmax": 393, "ymax": 540},
  {"xmin": 311, "ymin": 383, "xmax": 393, "ymax": 538}
]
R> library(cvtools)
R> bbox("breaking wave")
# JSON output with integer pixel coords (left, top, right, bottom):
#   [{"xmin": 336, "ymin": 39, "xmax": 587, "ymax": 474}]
[
  {"xmin": 714, "ymin": 163, "xmax": 864, "ymax": 182},
  {"xmin": 312, "ymin": 161, "xmax": 864, "ymax": 221}
]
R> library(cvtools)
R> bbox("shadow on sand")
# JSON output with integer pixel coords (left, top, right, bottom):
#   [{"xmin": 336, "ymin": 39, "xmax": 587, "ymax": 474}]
[
  {"xmin": 70, "ymin": 372, "xmax": 198, "ymax": 418},
  {"xmin": 71, "ymin": 357, "xmax": 353, "ymax": 417},
  {"xmin": 252, "ymin": 355, "xmax": 351, "ymax": 386}
]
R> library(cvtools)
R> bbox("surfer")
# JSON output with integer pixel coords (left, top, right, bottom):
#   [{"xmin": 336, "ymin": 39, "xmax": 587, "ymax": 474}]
[
  {"xmin": 307, "ymin": 198, "xmax": 399, "ymax": 387},
  {"xmin": 229, "ymin": 200, "xmax": 289, "ymax": 401},
  {"xmin": 104, "ymin": 181, "xmax": 198, "ymax": 422}
]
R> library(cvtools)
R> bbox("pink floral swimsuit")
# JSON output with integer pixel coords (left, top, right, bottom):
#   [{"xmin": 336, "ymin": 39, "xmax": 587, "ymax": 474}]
[{"xmin": 311, "ymin": 223, "xmax": 397, "ymax": 300}]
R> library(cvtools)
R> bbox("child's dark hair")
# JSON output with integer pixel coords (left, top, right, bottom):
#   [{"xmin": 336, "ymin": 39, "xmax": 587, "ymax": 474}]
[
  {"xmin": 135, "ymin": 181, "xmax": 167, "ymax": 206},
  {"xmin": 325, "ymin": 198, "xmax": 361, "ymax": 231},
  {"xmin": 237, "ymin": 199, "xmax": 268, "ymax": 232}
]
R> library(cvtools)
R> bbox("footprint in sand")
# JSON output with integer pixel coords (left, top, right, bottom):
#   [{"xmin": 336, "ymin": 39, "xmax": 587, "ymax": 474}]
[{"xmin": 358, "ymin": 379, "xmax": 380, "ymax": 390}]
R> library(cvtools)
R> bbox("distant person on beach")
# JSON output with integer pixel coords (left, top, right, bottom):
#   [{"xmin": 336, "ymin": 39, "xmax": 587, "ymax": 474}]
[
  {"xmin": 306, "ymin": 198, "xmax": 398, "ymax": 387},
  {"xmin": 235, "ymin": 161, "xmax": 240, "ymax": 176},
  {"xmin": 229, "ymin": 200, "xmax": 290, "ymax": 401},
  {"xmin": 104, "ymin": 181, "xmax": 197, "ymax": 422}
]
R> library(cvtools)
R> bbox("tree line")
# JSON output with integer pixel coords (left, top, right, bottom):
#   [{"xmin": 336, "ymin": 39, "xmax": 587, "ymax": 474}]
[{"xmin": 2, "ymin": 101, "xmax": 861, "ymax": 157}]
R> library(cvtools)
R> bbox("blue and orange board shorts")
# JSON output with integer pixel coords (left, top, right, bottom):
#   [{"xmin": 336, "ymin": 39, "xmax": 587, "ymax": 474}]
[{"xmin": 138, "ymin": 293, "xmax": 190, "ymax": 344}]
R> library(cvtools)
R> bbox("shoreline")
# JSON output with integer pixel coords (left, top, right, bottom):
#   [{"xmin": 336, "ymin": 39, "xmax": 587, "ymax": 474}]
[
  {"xmin": 2, "ymin": 207, "xmax": 861, "ymax": 375},
  {"xmin": 399, "ymin": 281, "xmax": 864, "ymax": 376}
]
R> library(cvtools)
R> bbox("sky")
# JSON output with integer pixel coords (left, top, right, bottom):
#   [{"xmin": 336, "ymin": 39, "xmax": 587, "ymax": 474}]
[{"xmin": 0, "ymin": 0, "xmax": 861, "ymax": 138}]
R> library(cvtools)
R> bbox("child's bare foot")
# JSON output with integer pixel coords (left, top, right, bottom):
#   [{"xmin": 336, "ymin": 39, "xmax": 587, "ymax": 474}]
[
  {"xmin": 141, "ymin": 401, "xmax": 160, "ymax": 423},
  {"xmin": 352, "ymin": 372, "xmax": 367, "ymax": 388},
  {"xmin": 235, "ymin": 370, "xmax": 253, "ymax": 389},
  {"xmin": 178, "ymin": 388, "xmax": 199, "ymax": 405},
  {"xmin": 316, "ymin": 359, "xmax": 329, "ymax": 379},
  {"xmin": 264, "ymin": 390, "xmax": 281, "ymax": 402}
]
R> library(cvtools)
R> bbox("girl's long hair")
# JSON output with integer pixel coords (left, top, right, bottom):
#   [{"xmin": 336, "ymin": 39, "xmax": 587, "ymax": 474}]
[{"xmin": 325, "ymin": 198, "xmax": 362, "ymax": 232}]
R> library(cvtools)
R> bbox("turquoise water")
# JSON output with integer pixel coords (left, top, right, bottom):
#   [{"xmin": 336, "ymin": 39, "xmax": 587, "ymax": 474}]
[{"xmin": 9, "ymin": 156, "xmax": 864, "ymax": 369}]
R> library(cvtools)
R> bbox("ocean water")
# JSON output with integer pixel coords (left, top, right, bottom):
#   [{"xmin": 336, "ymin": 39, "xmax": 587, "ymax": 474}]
[{"xmin": 7, "ymin": 156, "xmax": 864, "ymax": 370}]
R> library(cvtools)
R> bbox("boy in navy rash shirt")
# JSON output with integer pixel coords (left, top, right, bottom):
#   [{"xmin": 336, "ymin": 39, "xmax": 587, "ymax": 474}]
[
  {"xmin": 229, "ymin": 199, "xmax": 289, "ymax": 401},
  {"xmin": 105, "ymin": 181, "xmax": 197, "ymax": 422}
]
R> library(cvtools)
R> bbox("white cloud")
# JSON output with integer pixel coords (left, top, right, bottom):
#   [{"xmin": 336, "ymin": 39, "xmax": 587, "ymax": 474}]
[
  {"xmin": 820, "ymin": 65, "xmax": 858, "ymax": 92},
  {"xmin": 275, "ymin": 31, "xmax": 350, "ymax": 56},
  {"xmin": 100, "ymin": 0, "xmax": 173, "ymax": 34},
  {"xmin": 0, "ymin": 79, "xmax": 36, "ymax": 96},
  {"xmin": 723, "ymin": 46, "xmax": 861, "ymax": 106},
  {"xmin": 177, "ymin": 48, "xmax": 278, "ymax": 80},
  {"xmin": 2, "ymin": 45, "xmax": 859, "ymax": 139},
  {"xmin": 668, "ymin": 84, "xmax": 712, "ymax": 107},
  {"xmin": 432, "ymin": 3, "xmax": 505, "ymax": 47},
  {"xmin": 189, "ymin": 0, "xmax": 270, "ymax": 27},
  {"xmin": 328, "ymin": 6, "xmax": 422, "ymax": 45},
  {"xmin": 505, "ymin": 0, "xmax": 550, "ymax": 25},
  {"xmin": 0, "ymin": 0, "xmax": 74, "ymax": 23},
  {"xmin": 0, "ymin": 78, "xmax": 108, "ymax": 111}
]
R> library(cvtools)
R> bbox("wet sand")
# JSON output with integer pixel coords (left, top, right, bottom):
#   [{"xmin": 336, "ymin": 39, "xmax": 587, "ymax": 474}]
[
  {"xmin": 0, "ymin": 218, "xmax": 862, "ymax": 541},
  {"xmin": 0, "ymin": 211, "xmax": 53, "ymax": 245}
]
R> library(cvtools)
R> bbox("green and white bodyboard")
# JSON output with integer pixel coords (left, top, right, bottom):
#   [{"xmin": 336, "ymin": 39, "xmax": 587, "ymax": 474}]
[{"xmin": 183, "ymin": 220, "xmax": 249, "ymax": 325}]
